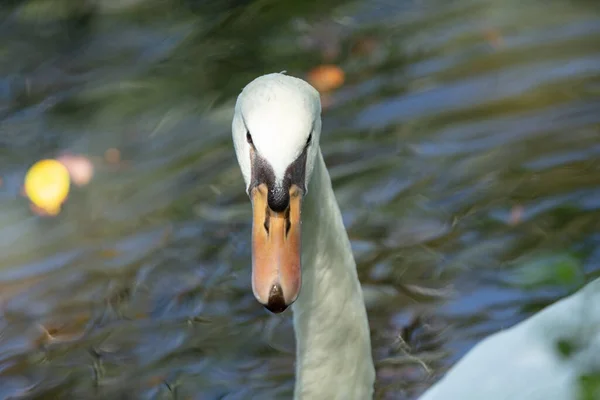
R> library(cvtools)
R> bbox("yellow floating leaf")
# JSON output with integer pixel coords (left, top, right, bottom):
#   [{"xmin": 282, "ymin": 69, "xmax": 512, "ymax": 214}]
[{"xmin": 24, "ymin": 159, "xmax": 70, "ymax": 216}]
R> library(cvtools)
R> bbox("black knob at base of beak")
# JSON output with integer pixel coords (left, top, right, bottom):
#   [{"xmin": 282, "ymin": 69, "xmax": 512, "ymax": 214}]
[
  {"xmin": 264, "ymin": 284, "xmax": 288, "ymax": 313},
  {"xmin": 267, "ymin": 186, "xmax": 290, "ymax": 213}
]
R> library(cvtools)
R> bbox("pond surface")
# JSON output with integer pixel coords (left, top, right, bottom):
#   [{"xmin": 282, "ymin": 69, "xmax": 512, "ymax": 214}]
[{"xmin": 0, "ymin": 0, "xmax": 599, "ymax": 398}]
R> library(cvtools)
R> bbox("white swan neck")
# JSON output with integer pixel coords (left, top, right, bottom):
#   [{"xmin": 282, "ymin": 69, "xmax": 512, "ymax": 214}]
[{"xmin": 291, "ymin": 149, "xmax": 375, "ymax": 400}]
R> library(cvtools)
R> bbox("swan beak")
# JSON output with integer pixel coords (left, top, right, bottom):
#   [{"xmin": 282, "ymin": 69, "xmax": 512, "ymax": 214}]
[{"xmin": 250, "ymin": 183, "xmax": 302, "ymax": 313}]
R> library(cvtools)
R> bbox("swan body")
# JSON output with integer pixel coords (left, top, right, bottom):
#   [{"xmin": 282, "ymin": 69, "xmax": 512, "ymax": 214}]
[
  {"xmin": 232, "ymin": 73, "xmax": 375, "ymax": 399},
  {"xmin": 420, "ymin": 277, "xmax": 600, "ymax": 400}
]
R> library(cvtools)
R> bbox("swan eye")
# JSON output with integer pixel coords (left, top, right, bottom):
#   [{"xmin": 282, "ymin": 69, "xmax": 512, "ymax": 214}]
[
  {"xmin": 306, "ymin": 133, "xmax": 312, "ymax": 146},
  {"xmin": 246, "ymin": 131, "xmax": 253, "ymax": 144}
]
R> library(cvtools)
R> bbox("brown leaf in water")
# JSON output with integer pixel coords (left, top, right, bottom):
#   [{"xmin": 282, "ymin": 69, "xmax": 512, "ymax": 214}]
[
  {"xmin": 509, "ymin": 205, "xmax": 524, "ymax": 225},
  {"xmin": 307, "ymin": 65, "xmax": 345, "ymax": 93}
]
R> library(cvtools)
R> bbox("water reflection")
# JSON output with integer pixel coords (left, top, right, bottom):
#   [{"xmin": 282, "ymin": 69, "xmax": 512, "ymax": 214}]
[{"xmin": 0, "ymin": 0, "xmax": 599, "ymax": 398}]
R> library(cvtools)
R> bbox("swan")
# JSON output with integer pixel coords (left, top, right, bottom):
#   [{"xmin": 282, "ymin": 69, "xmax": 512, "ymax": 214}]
[
  {"xmin": 232, "ymin": 72, "xmax": 376, "ymax": 399},
  {"xmin": 420, "ymin": 276, "xmax": 600, "ymax": 400}
]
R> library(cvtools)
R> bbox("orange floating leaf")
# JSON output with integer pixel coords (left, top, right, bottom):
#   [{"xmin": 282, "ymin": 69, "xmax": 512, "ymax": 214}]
[{"xmin": 307, "ymin": 65, "xmax": 345, "ymax": 93}]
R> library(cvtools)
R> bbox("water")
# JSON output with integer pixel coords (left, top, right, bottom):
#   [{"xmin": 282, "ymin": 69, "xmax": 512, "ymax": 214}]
[{"xmin": 0, "ymin": 0, "xmax": 599, "ymax": 398}]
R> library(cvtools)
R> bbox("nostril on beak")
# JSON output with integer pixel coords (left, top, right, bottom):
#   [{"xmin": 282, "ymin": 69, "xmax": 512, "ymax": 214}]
[{"xmin": 264, "ymin": 284, "xmax": 288, "ymax": 313}]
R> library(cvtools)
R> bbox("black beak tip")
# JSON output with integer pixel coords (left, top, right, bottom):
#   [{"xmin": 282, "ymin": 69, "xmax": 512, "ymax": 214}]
[{"xmin": 264, "ymin": 284, "xmax": 289, "ymax": 314}]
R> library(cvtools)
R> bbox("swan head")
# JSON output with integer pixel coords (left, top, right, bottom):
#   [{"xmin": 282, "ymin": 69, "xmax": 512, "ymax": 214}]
[{"xmin": 232, "ymin": 72, "xmax": 322, "ymax": 313}]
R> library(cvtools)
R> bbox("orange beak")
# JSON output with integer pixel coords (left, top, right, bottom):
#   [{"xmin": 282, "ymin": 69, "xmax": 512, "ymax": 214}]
[{"xmin": 250, "ymin": 183, "xmax": 302, "ymax": 313}]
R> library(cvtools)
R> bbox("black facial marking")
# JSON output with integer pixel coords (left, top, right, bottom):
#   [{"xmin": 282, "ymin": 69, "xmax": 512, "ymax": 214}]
[
  {"xmin": 248, "ymin": 151, "xmax": 275, "ymax": 194},
  {"xmin": 284, "ymin": 145, "xmax": 309, "ymax": 193},
  {"xmin": 248, "ymin": 141, "xmax": 309, "ymax": 208}
]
